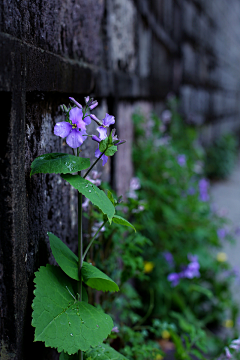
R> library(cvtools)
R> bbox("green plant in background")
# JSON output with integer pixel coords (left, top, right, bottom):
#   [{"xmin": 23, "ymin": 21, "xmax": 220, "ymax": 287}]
[
  {"xmin": 30, "ymin": 96, "xmax": 134, "ymax": 360},
  {"xmin": 205, "ymin": 133, "xmax": 238, "ymax": 179}
]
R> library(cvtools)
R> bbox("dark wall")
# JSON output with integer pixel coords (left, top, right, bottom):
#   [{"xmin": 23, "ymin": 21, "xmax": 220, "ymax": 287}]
[{"xmin": 1, "ymin": 1, "xmax": 240, "ymax": 359}]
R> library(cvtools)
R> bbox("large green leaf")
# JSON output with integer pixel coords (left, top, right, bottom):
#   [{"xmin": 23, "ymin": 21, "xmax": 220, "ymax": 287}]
[
  {"xmin": 30, "ymin": 153, "xmax": 90, "ymax": 176},
  {"xmin": 48, "ymin": 232, "xmax": 79, "ymax": 280},
  {"xmin": 61, "ymin": 174, "xmax": 115, "ymax": 222},
  {"xmin": 112, "ymin": 215, "xmax": 136, "ymax": 232},
  {"xmin": 82, "ymin": 262, "xmax": 119, "ymax": 292},
  {"xmin": 48, "ymin": 232, "xmax": 119, "ymax": 292},
  {"xmin": 32, "ymin": 265, "xmax": 113, "ymax": 354},
  {"xmin": 85, "ymin": 344, "xmax": 128, "ymax": 360}
]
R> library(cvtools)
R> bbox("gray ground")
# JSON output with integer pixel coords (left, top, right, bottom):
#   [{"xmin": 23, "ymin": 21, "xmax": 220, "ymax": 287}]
[{"xmin": 211, "ymin": 156, "xmax": 240, "ymax": 305}]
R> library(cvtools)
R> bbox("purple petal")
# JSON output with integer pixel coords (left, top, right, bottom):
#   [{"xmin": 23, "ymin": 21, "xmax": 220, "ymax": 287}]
[
  {"xmin": 69, "ymin": 97, "xmax": 82, "ymax": 109},
  {"xmin": 66, "ymin": 129, "xmax": 85, "ymax": 148},
  {"xmin": 81, "ymin": 130, "xmax": 88, "ymax": 143},
  {"xmin": 95, "ymin": 147, "xmax": 102, "ymax": 158},
  {"xmin": 101, "ymin": 154, "xmax": 108, "ymax": 166},
  {"xmin": 85, "ymin": 96, "xmax": 90, "ymax": 104},
  {"xmin": 69, "ymin": 108, "xmax": 86, "ymax": 130},
  {"xmin": 89, "ymin": 101, "xmax": 98, "ymax": 110},
  {"xmin": 102, "ymin": 113, "xmax": 115, "ymax": 127},
  {"xmin": 90, "ymin": 114, "xmax": 102, "ymax": 126},
  {"xmin": 97, "ymin": 126, "xmax": 107, "ymax": 140},
  {"xmin": 54, "ymin": 122, "xmax": 72, "ymax": 138},
  {"xmin": 83, "ymin": 115, "xmax": 91, "ymax": 125},
  {"xmin": 92, "ymin": 135, "xmax": 101, "ymax": 143}
]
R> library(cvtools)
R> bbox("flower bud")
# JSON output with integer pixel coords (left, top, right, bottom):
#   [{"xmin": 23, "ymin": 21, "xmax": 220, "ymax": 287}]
[
  {"xmin": 89, "ymin": 101, "xmax": 98, "ymax": 110},
  {"xmin": 69, "ymin": 97, "xmax": 82, "ymax": 109}
]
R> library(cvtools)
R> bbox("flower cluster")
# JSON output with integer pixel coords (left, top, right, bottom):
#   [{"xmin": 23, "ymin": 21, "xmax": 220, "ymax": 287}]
[
  {"xmin": 54, "ymin": 97, "xmax": 124, "ymax": 166},
  {"xmin": 198, "ymin": 178, "xmax": 209, "ymax": 202},
  {"xmin": 218, "ymin": 339, "xmax": 240, "ymax": 359},
  {"xmin": 167, "ymin": 254, "xmax": 200, "ymax": 287}
]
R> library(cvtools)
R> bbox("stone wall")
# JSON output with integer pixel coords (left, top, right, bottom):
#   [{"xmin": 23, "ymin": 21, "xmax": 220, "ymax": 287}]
[{"xmin": 1, "ymin": 1, "xmax": 240, "ymax": 359}]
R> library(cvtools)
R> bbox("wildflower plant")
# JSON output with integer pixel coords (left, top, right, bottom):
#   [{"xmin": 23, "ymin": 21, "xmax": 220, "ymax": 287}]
[{"xmin": 30, "ymin": 96, "xmax": 132, "ymax": 360}]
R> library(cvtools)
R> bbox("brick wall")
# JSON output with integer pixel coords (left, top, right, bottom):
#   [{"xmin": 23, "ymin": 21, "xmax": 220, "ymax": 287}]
[{"xmin": 1, "ymin": 1, "xmax": 240, "ymax": 358}]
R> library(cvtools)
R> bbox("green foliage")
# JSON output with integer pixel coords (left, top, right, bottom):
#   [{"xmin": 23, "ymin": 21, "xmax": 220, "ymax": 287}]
[
  {"xmin": 61, "ymin": 174, "xmax": 115, "ymax": 222},
  {"xmin": 30, "ymin": 153, "xmax": 90, "ymax": 176},
  {"xmin": 82, "ymin": 262, "xmax": 119, "ymax": 292},
  {"xmin": 32, "ymin": 265, "xmax": 113, "ymax": 354},
  {"xmin": 48, "ymin": 232, "xmax": 79, "ymax": 280},
  {"xmin": 85, "ymin": 344, "xmax": 128, "ymax": 359},
  {"xmin": 48, "ymin": 232, "xmax": 119, "ymax": 292},
  {"xmin": 112, "ymin": 215, "xmax": 136, "ymax": 232},
  {"xmin": 205, "ymin": 133, "xmax": 238, "ymax": 179},
  {"xmin": 99, "ymin": 132, "xmax": 118, "ymax": 156}
]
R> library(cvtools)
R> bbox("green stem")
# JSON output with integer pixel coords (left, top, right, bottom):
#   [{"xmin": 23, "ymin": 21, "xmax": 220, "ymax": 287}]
[
  {"xmin": 83, "ymin": 150, "xmax": 106, "ymax": 179},
  {"xmin": 82, "ymin": 220, "xmax": 108, "ymax": 261},
  {"xmin": 77, "ymin": 147, "xmax": 83, "ymax": 360},
  {"xmin": 132, "ymin": 289, "xmax": 154, "ymax": 330}
]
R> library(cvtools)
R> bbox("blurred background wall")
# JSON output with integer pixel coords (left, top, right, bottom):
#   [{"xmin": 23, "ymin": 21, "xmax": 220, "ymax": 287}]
[{"xmin": 1, "ymin": 0, "xmax": 240, "ymax": 359}]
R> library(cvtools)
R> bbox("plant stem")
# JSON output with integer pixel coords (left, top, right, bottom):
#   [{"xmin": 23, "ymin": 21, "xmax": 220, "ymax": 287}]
[
  {"xmin": 83, "ymin": 150, "xmax": 106, "ymax": 179},
  {"xmin": 132, "ymin": 289, "xmax": 154, "ymax": 330},
  {"xmin": 77, "ymin": 147, "xmax": 83, "ymax": 360},
  {"xmin": 82, "ymin": 220, "xmax": 108, "ymax": 261}
]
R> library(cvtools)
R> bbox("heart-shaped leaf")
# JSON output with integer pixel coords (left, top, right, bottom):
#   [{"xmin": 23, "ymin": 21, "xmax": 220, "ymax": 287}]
[
  {"xmin": 30, "ymin": 153, "xmax": 90, "ymax": 176},
  {"xmin": 48, "ymin": 232, "xmax": 119, "ymax": 292},
  {"xmin": 61, "ymin": 174, "xmax": 115, "ymax": 222},
  {"xmin": 32, "ymin": 265, "xmax": 113, "ymax": 354}
]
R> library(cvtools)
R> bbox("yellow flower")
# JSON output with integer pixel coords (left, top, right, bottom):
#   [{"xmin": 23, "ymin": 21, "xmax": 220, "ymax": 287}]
[
  {"xmin": 155, "ymin": 355, "xmax": 163, "ymax": 360},
  {"xmin": 162, "ymin": 330, "xmax": 170, "ymax": 339},
  {"xmin": 144, "ymin": 261, "xmax": 154, "ymax": 273},
  {"xmin": 224, "ymin": 319, "xmax": 233, "ymax": 328},
  {"xmin": 217, "ymin": 252, "xmax": 227, "ymax": 262}
]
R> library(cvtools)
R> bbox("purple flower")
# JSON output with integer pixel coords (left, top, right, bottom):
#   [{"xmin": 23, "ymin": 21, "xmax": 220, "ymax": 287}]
[
  {"xmin": 69, "ymin": 97, "xmax": 82, "ymax": 109},
  {"xmin": 217, "ymin": 228, "xmax": 226, "ymax": 240},
  {"xmin": 199, "ymin": 178, "xmax": 209, "ymax": 202},
  {"xmin": 177, "ymin": 154, "xmax": 186, "ymax": 167},
  {"xmin": 54, "ymin": 107, "xmax": 88, "ymax": 148},
  {"xmin": 163, "ymin": 252, "xmax": 174, "ymax": 267},
  {"xmin": 161, "ymin": 110, "xmax": 172, "ymax": 124},
  {"xmin": 168, "ymin": 273, "xmax": 180, "ymax": 287},
  {"xmin": 112, "ymin": 326, "xmax": 119, "ymax": 333},
  {"xmin": 225, "ymin": 347, "xmax": 232, "ymax": 359},
  {"xmin": 92, "ymin": 127, "xmax": 109, "ymax": 166}
]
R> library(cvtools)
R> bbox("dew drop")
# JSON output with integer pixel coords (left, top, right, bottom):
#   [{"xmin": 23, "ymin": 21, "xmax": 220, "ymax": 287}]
[
  {"xmin": 89, "ymin": 190, "xmax": 91, "ymax": 193},
  {"xmin": 70, "ymin": 333, "xmax": 73, "ymax": 336},
  {"xmin": 69, "ymin": 322, "xmax": 71, "ymax": 325}
]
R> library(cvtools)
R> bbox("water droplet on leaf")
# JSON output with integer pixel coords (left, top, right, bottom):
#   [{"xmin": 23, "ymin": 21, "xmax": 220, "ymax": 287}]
[{"xmin": 70, "ymin": 333, "xmax": 73, "ymax": 336}]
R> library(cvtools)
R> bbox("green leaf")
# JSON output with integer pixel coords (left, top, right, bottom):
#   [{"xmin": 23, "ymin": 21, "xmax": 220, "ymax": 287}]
[
  {"xmin": 61, "ymin": 174, "xmax": 115, "ymax": 222},
  {"xmin": 105, "ymin": 146, "xmax": 117, "ymax": 156},
  {"xmin": 99, "ymin": 138, "xmax": 109, "ymax": 153},
  {"xmin": 32, "ymin": 265, "xmax": 113, "ymax": 354},
  {"xmin": 189, "ymin": 284, "xmax": 213, "ymax": 299},
  {"xmin": 48, "ymin": 233, "xmax": 118, "ymax": 292},
  {"xmin": 82, "ymin": 262, "xmax": 119, "ymax": 292},
  {"xmin": 30, "ymin": 153, "xmax": 90, "ymax": 176},
  {"xmin": 85, "ymin": 344, "xmax": 128, "ymax": 360},
  {"xmin": 48, "ymin": 232, "xmax": 79, "ymax": 280},
  {"xmin": 107, "ymin": 190, "xmax": 116, "ymax": 206},
  {"xmin": 112, "ymin": 215, "xmax": 136, "ymax": 232},
  {"xmin": 60, "ymin": 352, "xmax": 78, "ymax": 360}
]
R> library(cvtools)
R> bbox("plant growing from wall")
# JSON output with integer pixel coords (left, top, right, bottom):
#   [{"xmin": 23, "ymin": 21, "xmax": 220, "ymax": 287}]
[{"xmin": 30, "ymin": 96, "xmax": 134, "ymax": 360}]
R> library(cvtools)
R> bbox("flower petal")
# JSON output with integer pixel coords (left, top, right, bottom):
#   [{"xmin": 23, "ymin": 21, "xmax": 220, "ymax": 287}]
[
  {"xmin": 83, "ymin": 115, "xmax": 91, "ymax": 125},
  {"xmin": 97, "ymin": 126, "xmax": 107, "ymax": 140},
  {"xmin": 92, "ymin": 135, "xmax": 101, "ymax": 143},
  {"xmin": 66, "ymin": 129, "xmax": 85, "ymax": 148},
  {"xmin": 69, "ymin": 108, "xmax": 86, "ymax": 130},
  {"xmin": 69, "ymin": 97, "xmax": 82, "ymax": 109},
  {"xmin": 54, "ymin": 122, "xmax": 72, "ymax": 138},
  {"xmin": 80, "ymin": 130, "xmax": 88, "ymax": 143},
  {"xmin": 95, "ymin": 147, "xmax": 102, "ymax": 158},
  {"xmin": 102, "ymin": 113, "xmax": 115, "ymax": 127},
  {"xmin": 101, "ymin": 154, "xmax": 108, "ymax": 166}
]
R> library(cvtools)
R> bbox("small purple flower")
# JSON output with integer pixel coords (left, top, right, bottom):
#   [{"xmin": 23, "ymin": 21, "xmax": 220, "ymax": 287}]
[
  {"xmin": 225, "ymin": 347, "xmax": 232, "ymax": 359},
  {"xmin": 177, "ymin": 154, "xmax": 186, "ymax": 167},
  {"xmin": 69, "ymin": 97, "xmax": 82, "ymax": 109},
  {"xmin": 92, "ymin": 127, "xmax": 109, "ymax": 166},
  {"xmin": 163, "ymin": 252, "xmax": 174, "ymax": 267},
  {"xmin": 112, "ymin": 326, "xmax": 119, "ymax": 333},
  {"xmin": 168, "ymin": 273, "xmax": 180, "ymax": 287},
  {"xmin": 54, "ymin": 107, "xmax": 88, "ymax": 148},
  {"xmin": 199, "ymin": 178, "xmax": 209, "ymax": 202},
  {"xmin": 217, "ymin": 228, "xmax": 226, "ymax": 240},
  {"xmin": 161, "ymin": 110, "xmax": 172, "ymax": 124}
]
